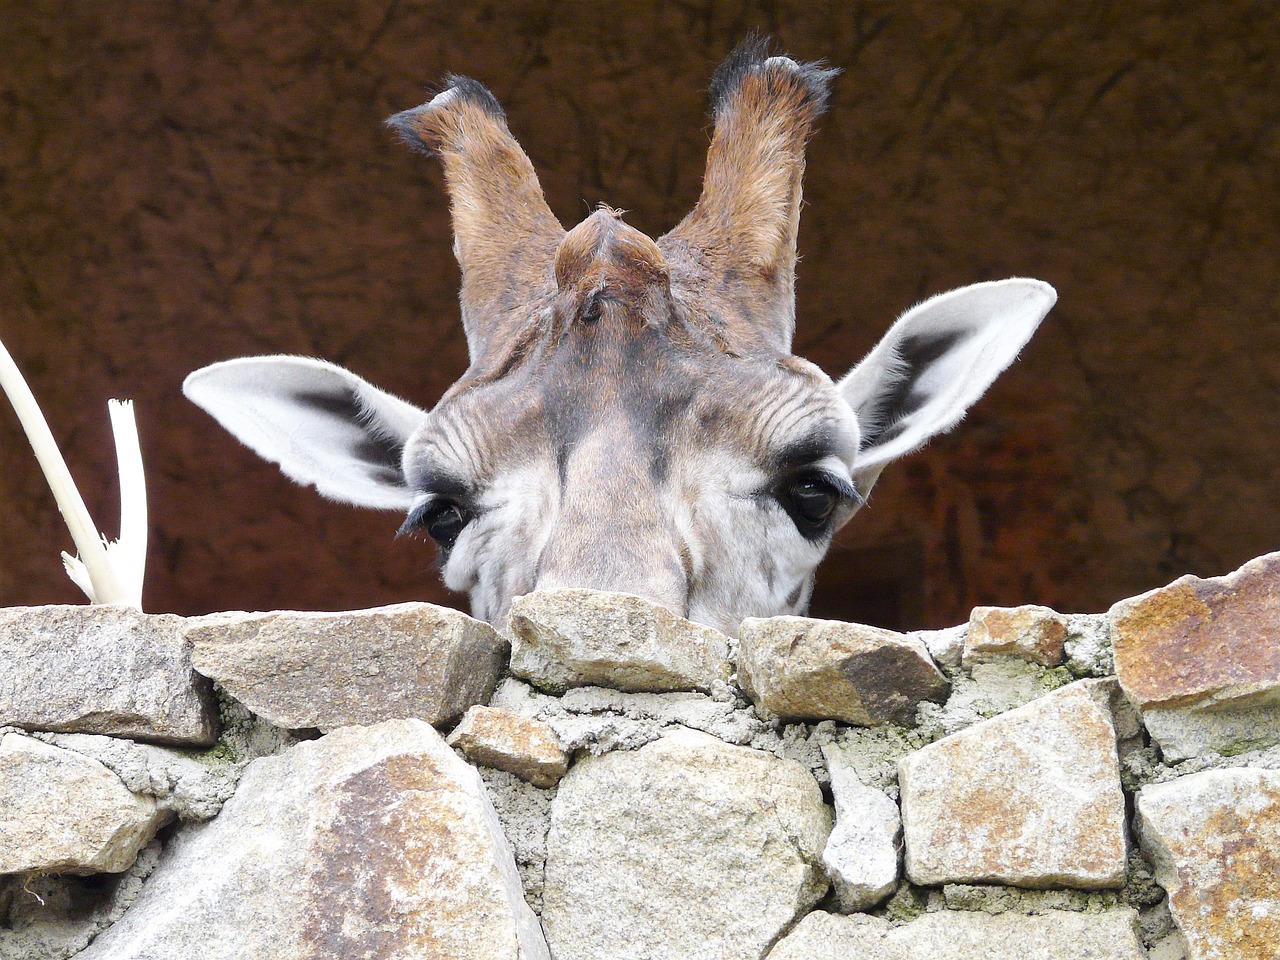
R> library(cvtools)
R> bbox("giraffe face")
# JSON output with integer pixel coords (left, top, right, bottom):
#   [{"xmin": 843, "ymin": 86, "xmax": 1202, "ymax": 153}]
[
  {"xmin": 184, "ymin": 40, "xmax": 1053, "ymax": 631},
  {"xmin": 396, "ymin": 224, "xmax": 863, "ymax": 630}
]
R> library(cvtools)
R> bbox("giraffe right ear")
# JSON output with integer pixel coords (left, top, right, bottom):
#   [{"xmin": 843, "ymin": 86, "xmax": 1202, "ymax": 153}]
[
  {"xmin": 183, "ymin": 356, "xmax": 427, "ymax": 511},
  {"xmin": 839, "ymin": 279, "xmax": 1056, "ymax": 492}
]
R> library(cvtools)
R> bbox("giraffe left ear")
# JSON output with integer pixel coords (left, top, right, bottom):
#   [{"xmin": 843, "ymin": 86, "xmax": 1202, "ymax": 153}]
[
  {"xmin": 839, "ymin": 279, "xmax": 1056, "ymax": 490},
  {"xmin": 184, "ymin": 356, "xmax": 427, "ymax": 511}
]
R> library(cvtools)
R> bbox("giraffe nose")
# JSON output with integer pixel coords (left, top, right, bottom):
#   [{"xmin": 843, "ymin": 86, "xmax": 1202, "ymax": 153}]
[{"xmin": 533, "ymin": 540, "xmax": 690, "ymax": 620}]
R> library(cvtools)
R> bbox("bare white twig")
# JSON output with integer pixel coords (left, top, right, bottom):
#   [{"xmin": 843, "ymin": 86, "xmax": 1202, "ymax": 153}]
[{"xmin": 0, "ymin": 336, "xmax": 146, "ymax": 609}]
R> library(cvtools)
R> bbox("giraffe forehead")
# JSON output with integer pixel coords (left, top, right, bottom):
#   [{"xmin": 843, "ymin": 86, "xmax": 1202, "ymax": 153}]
[{"xmin": 409, "ymin": 340, "xmax": 853, "ymax": 491}]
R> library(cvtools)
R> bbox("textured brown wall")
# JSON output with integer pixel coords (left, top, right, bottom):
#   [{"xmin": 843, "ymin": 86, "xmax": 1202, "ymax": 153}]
[{"xmin": 1, "ymin": 2, "xmax": 1277, "ymax": 628}]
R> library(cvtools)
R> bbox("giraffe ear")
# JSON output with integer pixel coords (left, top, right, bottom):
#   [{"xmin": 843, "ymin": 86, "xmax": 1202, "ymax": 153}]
[
  {"xmin": 184, "ymin": 356, "xmax": 427, "ymax": 511},
  {"xmin": 839, "ymin": 279, "xmax": 1055, "ymax": 490}
]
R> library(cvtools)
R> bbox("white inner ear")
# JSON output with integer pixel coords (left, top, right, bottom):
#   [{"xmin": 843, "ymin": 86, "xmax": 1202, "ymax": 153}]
[
  {"xmin": 839, "ymin": 278, "xmax": 1056, "ymax": 478},
  {"xmin": 183, "ymin": 356, "xmax": 427, "ymax": 511}
]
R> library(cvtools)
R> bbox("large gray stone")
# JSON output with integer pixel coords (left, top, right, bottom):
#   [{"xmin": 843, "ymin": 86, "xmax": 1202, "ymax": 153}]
[
  {"xmin": 0, "ymin": 733, "xmax": 168, "ymax": 875},
  {"xmin": 899, "ymin": 681, "xmax": 1127, "ymax": 889},
  {"xmin": 508, "ymin": 589, "xmax": 731, "ymax": 695},
  {"xmin": 79, "ymin": 719, "xmax": 549, "ymax": 960},
  {"xmin": 188, "ymin": 602, "xmax": 507, "ymax": 730},
  {"xmin": 764, "ymin": 908, "xmax": 1147, "ymax": 959},
  {"xmin": 542, "ymin": 727, "xmax": 830, "ymax": 960},
  {"xmin": 1137, "ymin": 767, "xmax": 1280, "ymax": 960},
  {"xmin": 0, "ymin": 605, "xmax": 218, "ymax": 745},
  {"xmin": 737, "ymin": 616, "xmax": 949, "ymax": 725}
]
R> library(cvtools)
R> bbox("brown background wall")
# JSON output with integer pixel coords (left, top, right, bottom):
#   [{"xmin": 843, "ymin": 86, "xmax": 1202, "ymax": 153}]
[{"xmin": 1, "ymin": 2, "xmax": 1276, "ymax": 629}]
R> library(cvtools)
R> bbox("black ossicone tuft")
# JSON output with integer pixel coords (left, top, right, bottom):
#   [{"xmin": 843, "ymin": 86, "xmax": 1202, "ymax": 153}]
[
  {"xmin": 440, "ymin": 73, "xmax": 507, "ymax": 121},
  {"xmin": 708, "ymin": 33, "xmax": 840, "ymax": 120},
  {"xmin": 709, "ymin": 32, "xmax": 773, "ymax": 110},
  {"xmin": 384, "ymin": 74, "xmax": 507, "ymax": 156}
]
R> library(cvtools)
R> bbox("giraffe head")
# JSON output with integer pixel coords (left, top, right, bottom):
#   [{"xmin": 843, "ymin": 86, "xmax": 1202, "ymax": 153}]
[{"xmin": 184, "ymin": 40, "xmax": 1054, "ymax": 634}]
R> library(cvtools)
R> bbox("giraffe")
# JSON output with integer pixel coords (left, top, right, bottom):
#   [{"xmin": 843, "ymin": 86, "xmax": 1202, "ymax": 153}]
[{"xmin": 184, "ymin": 39, "xmax": 1055, "ymax": 635}]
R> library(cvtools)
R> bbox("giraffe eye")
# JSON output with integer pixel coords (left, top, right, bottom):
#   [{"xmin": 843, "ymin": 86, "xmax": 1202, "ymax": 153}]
[
  {"xmin": 777, "ymin": 472, "xmax": 855, "ymax": 540},
  {"xmin": 400, "ymin": 499, "xmax": 471, "ymax": 549}
]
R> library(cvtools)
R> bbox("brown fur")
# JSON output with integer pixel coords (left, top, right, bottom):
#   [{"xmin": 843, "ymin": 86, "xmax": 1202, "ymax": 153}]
[
  {"xmin": 660, "ymin": 53, "xmax": 835, "ymax": 356},
  {"xmin": 390, "ymin": 85, "xmax": 564, "ymax": 370}
]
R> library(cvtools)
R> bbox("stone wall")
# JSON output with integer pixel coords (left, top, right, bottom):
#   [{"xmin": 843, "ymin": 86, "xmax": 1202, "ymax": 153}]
[
  {"xmin": 2, "ymin": 3, "xmax": 1278, "ymax": 628},
  {"xmin": 3, "ymin": 551, "xmax": 1278, "ymax": 959}
]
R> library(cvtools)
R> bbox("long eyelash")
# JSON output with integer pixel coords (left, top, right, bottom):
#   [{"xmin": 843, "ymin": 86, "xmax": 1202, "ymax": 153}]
[
  {"xmin": 819, "ymin": 471, "xmax": 865, "ymax": 507},
  {"xmin": 397, "ymin": 499, "xmax": 434, "ymax": 538}
]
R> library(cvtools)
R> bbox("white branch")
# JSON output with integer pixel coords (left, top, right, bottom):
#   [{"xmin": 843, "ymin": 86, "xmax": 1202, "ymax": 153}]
[{"xmin": 0, "ymin": 336, "xmax": 146, "ymax": 609}]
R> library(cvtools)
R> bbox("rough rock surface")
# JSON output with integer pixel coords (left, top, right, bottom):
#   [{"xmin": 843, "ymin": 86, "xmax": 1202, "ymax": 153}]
[
  {"xmin": 899, "ymin": 681, "xmax": 1127, "ymax": 889},
  {"xmin": 29, "ymin": 730, "xmax": 241, "ymax": 822},
  {"xmin": 0, "ymin": 605, "xmax": 217, "ymax": 745},
  {"xmin": 1141, "ymin": 699, "xmax": 1280, "ymax": 763},
  {"xmin": 764, "ymin": 908, "xmax": 1147, "ymax": 959},
  {"xmin": 737, "ymin": 616, "xmax": 949, "ymax": 725},
  {"xmin": 79, "ymin": 719, "xmax": 549, "ymax": 960},
  {"xmin": 447, "ymin": 705, "xmax": 569, "ymax": 788},
  {"xmin": 188, "ymin": 602, "xmax": 507, "ymax": 730},
  {"xmin": 1111, "ymin": 552, "xmax": 1280, "ymax": 757},
  {"xmin": 508, "ymin": 589, "xmax": 731, "ymax": 695},
  {"xmin": 0, "ymin": 733, "xmax": 167, "ymax": 875},
  {"xmin": 542, "ymin": 727, "xmax": 830, "ymax": 960},
  {"xmin": 915, "ymin": 659, "xmax": 1074, "ymax": 741},
  {"xmin": 823, "ymin": 746, "xmax": 901, "ymax": 910},
  {"xmin": 0, "ymin": 840, "xmax": 162, "ymax": 960},
  {"xmin": 915, "ymin": 625, "xmax": 966, "ymax": 670},
  {"xmin": 963, "ymin": 604, "xmax": 1069, "ymax": 666},
  {"xmin": 1137, "ymin": 768, "xmax": 1280, "ymax": 960},
  {"xmin": 476, "ymin": 767, "xmax": 556, "ymax": 914}
]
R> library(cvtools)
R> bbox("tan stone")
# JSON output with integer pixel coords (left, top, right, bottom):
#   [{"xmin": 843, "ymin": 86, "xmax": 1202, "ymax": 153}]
[
  {"xmin": 738, "ymin": 616, "xmax": 949, "ymax": 725},
  {"xmin": 447, "ymin": 705, "xmax": 570, "ymax": 788},
  {"xmin": 963, "ymin": 604, "xmax": 1068, "ymax": 666},
  {"xmin": 0, "ymin": 605, "xmax": 218, "ymax": 745},
  {"xmin": 188, "ymin": 602, "xmax": 507, "ymax": 730},
  {"xmin": 1137, "ymin": 768, "xmax": 1280, "ymax": 960},
  {"xmin": 1111, "ymin": 550, "xmax": 1280, "ymax": 709},
  {"xmin": 79, "ymin": 719, "xmax": 549, "ymax": 960},
  {"xmin": 508, "ymin": 589, "xmax": 731, "ymax": 695},
  {"xmin": 543, "ymin": 728, "xmax": 830, "ymax": 960},
  {"xmin": 0, "ymin": 733, "xmax": 167, "ymax": 875},
  {"xmin": 899, "ymin": 681, "xmax": 1127, "ymax": 889},
  {"xmin": 765, "ymin": 909, "xmax": 1146, "ymax": 960}
]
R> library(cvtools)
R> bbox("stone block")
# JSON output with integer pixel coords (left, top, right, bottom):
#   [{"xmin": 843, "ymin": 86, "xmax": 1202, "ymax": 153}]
[
  {"xmin": 1112, "ymin": 551, "xmax": 1280, "ymax": 707},
  {"xmin": 508, "ymin": 589, "xmax": 731, "ymax": 695},
  {"xmin": 78, "ymin": 719, "xmax": 549, "ymax": 960},
  {"xmin": 738, "ymin": 616, "xmax": 949, "ymax": 725},
  {"xmin": 542, "ymin": 727, "xmax": 830, "ymax": 960},
  {"xmin": 899, "ymin": 681, "xmax": 1127, "ymax": 889},
  {"xmin": 1111, "ymin": 552, "xmax": 1280, "ymax": 758},
  {"xmin": 1137, "ymin": 767, "xmax": 1280, "ymax": 960},
  {"xmin": 0, "ymin": 733, "xmax": 168, "ymax": 875},
  {"xmin": 188, "ymin": 602, "xmax": 507, "ymax": 730},
  {"xmin": 822, "ymin": 746, "xmax": 901, "ymax": 910},
  {"xmin": 963, "ymin": 604, "xmax": 1069, "ymax": 667},
  {"xmin": 764, "ymin": 908, "xmax": 1147, "ymax": 959},
  {"xmin": 0, "ymin": 605, "xmax": 217, "ymax": 745},
  {"xmin": 447, "ymin": 705, "xmax": 570, "ymax": 788}
]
